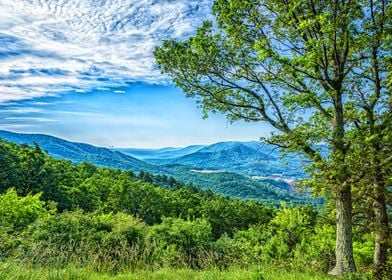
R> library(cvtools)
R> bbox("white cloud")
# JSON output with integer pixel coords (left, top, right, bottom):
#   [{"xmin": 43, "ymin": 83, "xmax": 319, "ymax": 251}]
[
  {"xmin": 5, "ymin": 116, "xmax": 58, "ymax": 122},
  {"xmin": 0, "ymin": 124, "xmax": 39, "ymax": 129},
  {"xmin": 0, "ymin": 107, "xmax": 43, "ymax": 114},
  {"xmin": 0, "ymin": 0, "xmax": 212, "ymax": 103}
]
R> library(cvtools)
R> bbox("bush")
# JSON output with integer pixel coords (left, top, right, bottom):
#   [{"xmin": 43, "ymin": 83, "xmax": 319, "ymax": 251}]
[
  {"xmin": 293, "ymin": 224, "xmax": 335, "ymax": 272},
  {"xmin": 0, "ymin": 189, "xmax": 53, "ymax": 257},
  {"xmin": 147, "ymin": 217, "xmax": 212, "ymax": 267},
  {"xmin": 21, "ymin": 211, "xmax": 147, "ymax": 272},
  {"xmin": 263, "ymin": 206, "xmax": 316, "ymax": 262},
  {"xmin": 0, "ymin": 188, "xmax": 50, "ymax": 232},
  {"xmin": 213, "ymin": 233, "xmax": 244, "ymax": 267},
  {"xmin": 231, "ymin": 225, "xmax": 268, "ymax": 265},
  {"xmin": 353, "ymin": 233, "xmax": 375, "ymax": 270},
  {"xmin": 223, "ymin": 206, "xmax": 317, "ymax": 268}
]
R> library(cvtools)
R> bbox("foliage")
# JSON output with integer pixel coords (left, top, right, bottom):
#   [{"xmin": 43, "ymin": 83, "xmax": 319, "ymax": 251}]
[
  {"xmin": 147, "ymin": 217, "xmax": 212, "ymax": 267},
  {"xmin": 0, "ymin": 138, "xmax": 389, "ymax": 276},
  {"xmin": 0, "ymin": 189, "xmax": 53, "ymax": 257},
  {"xmin": 154, "ymin": 0, "xmax": 391, "ymax": 276},
  {"xmin": 263, "ymin": 206, "xmax": 317, "ymax": 261},
  {"xmin": 0, "ymin": 188, "xmax": 50, "ymax": 232},
  {"xmin": 22, "ymin": 211, "xmax": 147, "ymax": 272}
]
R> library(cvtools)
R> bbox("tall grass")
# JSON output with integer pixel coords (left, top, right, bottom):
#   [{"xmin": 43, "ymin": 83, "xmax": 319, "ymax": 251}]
[
  {"xmin": 2, "ymin": 235, "xmax": 372, "ymax": 280},
  {"xmin": 0, "ymin": 261, "xmax": 337, "ymax": 280},
  {"xmin": 9, "ymin": 237, "xmax": 222, "ymax": 272}
]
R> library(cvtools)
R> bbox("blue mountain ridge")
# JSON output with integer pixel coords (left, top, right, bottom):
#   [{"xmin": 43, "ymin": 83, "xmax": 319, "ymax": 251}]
[
  {"xmin": 120, "ymin": 141, "xmax": 305, "ymax": 178},
  {"xmin": 0, "ymin": 130, "xmax": 317, "ymax": 205},
  {"xmin": 116, "ymin": 144, "xmax": 205, "ymax": 160}
]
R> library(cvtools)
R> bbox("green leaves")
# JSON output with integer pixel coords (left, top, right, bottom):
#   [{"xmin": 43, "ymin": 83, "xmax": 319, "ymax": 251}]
[
  {"xmin": 0, "ymin": 188, "xmax": 50, "ymax": 232},
  {"xmin": 154, "ymin": 2, "xmax": 392, "ymax": 274},
  {"xmin": 148, "ymin": 217, "xmax": 212, "ymax": 255}
]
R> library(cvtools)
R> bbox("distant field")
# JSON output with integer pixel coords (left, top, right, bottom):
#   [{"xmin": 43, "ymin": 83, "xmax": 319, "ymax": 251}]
[{"xmin": 0, "ymin": 263, "xmax": 334, "ymax": 280}]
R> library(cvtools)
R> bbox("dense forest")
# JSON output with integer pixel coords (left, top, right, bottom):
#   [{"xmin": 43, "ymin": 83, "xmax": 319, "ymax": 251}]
[{"xmin": 0, "ymin": 139, "xmax": 389, "ymax": 279}]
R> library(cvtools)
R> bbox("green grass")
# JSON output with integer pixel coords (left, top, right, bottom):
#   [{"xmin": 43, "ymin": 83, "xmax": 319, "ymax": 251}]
[{"xmin": 0, "ymin": 262, "xmax": 334, "ymax": 280}]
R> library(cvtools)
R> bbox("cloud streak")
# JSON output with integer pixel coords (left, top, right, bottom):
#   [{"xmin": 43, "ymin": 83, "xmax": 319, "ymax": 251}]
[{"xmin": 0, "ymin": 0, "xmax": 212, "ymax": 103}]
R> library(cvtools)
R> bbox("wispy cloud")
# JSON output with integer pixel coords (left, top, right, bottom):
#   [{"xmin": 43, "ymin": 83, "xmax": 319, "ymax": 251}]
[
  {"xmin": 0, "ymin": 0, "xmax": 212, "ymax": 103},
  {"xmin": 0, "ymin": 124, "xmax": 39, "ymax": 129},
  {"xmin": 0, "ymin": 107, "xmax": 43, "ymax": 114},
  {"xmin": 5, "ymin": 116, "xmax": 58, "ymax": 123}
]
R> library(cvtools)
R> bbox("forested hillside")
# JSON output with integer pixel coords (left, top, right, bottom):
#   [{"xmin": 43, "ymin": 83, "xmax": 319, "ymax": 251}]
[
  {"xmin": 0, "ymin": 130, "xmax": 315, "ymax": 205},
  {"xmin": 0, "ymin": 130, "xmax": 154, "ymax": 171},
  {"xmin": 0, "ymin": 130, "xmax": 306, "ymax": 179},
  {"xmin": 0, "ymin": 139, "xmax": 386, "ymax": 279}
]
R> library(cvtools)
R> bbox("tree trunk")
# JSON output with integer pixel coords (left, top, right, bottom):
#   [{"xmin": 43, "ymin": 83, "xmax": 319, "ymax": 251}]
[
  {"xmin": 367, "ymin": 135, "xmax": 390, "ymax": 279},
  {"xmin": 329, "ymin": 185, "xmax": 356, "ymax": 275},
  {"xmin": 373, "ymin": 173, "xmax": 389, "ymax": 279}
]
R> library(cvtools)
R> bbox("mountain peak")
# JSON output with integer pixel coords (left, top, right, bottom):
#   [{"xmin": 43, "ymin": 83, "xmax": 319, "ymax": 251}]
[{"xmin": 197, "ymin": 141, "xmax": 256, "ymax": 153}]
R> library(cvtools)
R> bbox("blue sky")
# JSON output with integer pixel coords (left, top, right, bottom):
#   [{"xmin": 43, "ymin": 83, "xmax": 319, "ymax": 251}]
[{"xmin": 0, "ymin": 0, "xmax": 273, "ymax": 148}]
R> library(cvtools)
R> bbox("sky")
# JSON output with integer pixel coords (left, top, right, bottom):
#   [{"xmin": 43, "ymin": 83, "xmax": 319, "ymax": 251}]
[{"xmin": 0, "ymin": 0, "xmax": 273, "ymax": 148}]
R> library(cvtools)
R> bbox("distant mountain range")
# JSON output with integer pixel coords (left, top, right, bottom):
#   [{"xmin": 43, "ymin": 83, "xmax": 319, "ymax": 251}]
[
  {"xmin": 117, "ymin": 141, "xmax": 305, "ymax": 178},
  {"xmin": 0, "ymin": 130, "xmax": 317, "ymax": 205},
  {"xmin": 0, "ymin": 130, "xmax": 153, "ymax": 172},
  {"xmin": 117, "ymin": 145, "xmax": 205, "ymax": 160}
]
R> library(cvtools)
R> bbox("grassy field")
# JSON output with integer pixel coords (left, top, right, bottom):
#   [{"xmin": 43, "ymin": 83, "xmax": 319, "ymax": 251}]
[
  {"xmin": 0, "ymin": 262, "xmax": 342, "ymax": 280},
  {"xmin": 0, "ymin": 262, "xmax": 336, "ymax": 280}
]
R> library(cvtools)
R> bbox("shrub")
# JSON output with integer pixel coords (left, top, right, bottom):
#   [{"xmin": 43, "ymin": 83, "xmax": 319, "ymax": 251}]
[
  {"xmin": 0, "ymin": 189, "xmax": 52, "ymax": 257},
  {"xmin": 0, "ymin": 188, "xmax": 50, "ymax": 232},
  {"xmin": 213, "ymin": 233, "xmax": 243, "ymax": 267},
  {"xmin": 21, "ymin": 211, "xmax": 147, "ymax": 272},
  {"xmin": 353, "ymin": 233, "xmax": 375, "ymax": 270},
  {"xmin": 293, "ymin": 224, "xmax": 335, "ymax": 272},
  {"xmin": 263, "ymin": 206, "xmax": 316, "ymax": 262},
  {"xmin": 147, "ymin": 217, "xmax": 212, "ymax": 267},
  {"xmin": 231, "ymin": 225, "xmax": 268, "ymax": 265}
]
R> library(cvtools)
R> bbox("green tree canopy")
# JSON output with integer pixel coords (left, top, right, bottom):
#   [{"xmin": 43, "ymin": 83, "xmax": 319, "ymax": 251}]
[{"xmin": 154, "ymin": 0, "xmax": 391, "ymax": 276}]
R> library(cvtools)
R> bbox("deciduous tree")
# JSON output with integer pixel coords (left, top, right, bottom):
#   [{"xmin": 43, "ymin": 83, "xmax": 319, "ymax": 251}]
[{"xmin": 154, "ymin": 0, "xmax": 391, "ymax": 275}]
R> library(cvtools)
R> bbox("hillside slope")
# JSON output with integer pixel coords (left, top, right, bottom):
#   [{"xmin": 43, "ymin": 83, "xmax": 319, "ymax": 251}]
[
  {"xmin": 0, "ymin": 130, "xmax": 153, "ymax": 172},
  {"xmin": 0, "ymin": 130, "xmax": 316, "ymax": 205}
]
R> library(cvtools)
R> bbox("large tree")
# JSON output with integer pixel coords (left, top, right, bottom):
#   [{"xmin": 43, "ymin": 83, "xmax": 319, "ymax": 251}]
[
  {"xmin": 342, "ymin": 1, "xmax": 391, "ymax": 277},
  {"xmin": 354, "ymin": 2, "xmax": 391, "ymax": 276},
  {"xmin": 154, "ymin": 0, "xmax": 391, "ymax": 276}
]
